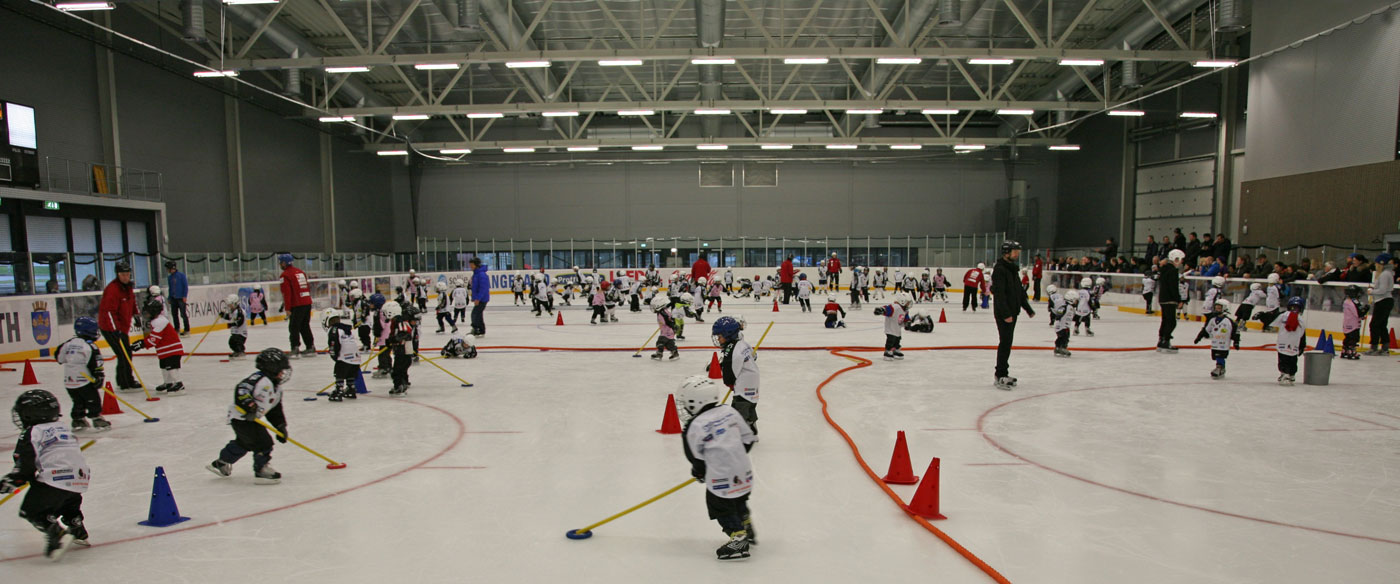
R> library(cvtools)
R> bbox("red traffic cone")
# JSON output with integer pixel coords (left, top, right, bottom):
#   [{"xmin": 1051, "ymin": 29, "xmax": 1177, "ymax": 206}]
[
  {"xmin": 19, "ymin": 359, "xmax": 39, "ymax": 385},
  {"xmin": 656, "ymin": 394, "xmax": 682, "ymax": 434},
  {"xmin": 906, "ymin": 457, "xmax": 947, "ymax": 520},
  {"xmin": 881, "ymin": 431, "xmax": 920, "ymax": 485},
  {"xmin": 556, "ymin": 312, "xmax": 564, "ymax": 326},
  {"xmin": 772, "ymin": 299, "xmax": 779, "ymax": 312},
  {"xmin": 101, "ymin": 383, "xmax": 124, "ymax": 415},
  {"xmin": 1391, "ymin": 329, "xmax": 1398, "ymax": 350},
  {"xmin": 938, "ymin": 308, "xmax": 947, "ymax": 323},
  {"xmin": 708, "ymin": 352, "xmax": 723, "ymax": 380}
]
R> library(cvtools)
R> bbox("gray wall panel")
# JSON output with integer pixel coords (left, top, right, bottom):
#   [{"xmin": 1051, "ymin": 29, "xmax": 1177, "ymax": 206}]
[
  {"xmin": 239, "ymin": 104, "xmax": 322, "ymax": 252},
  {"xmin": 331, "ymin": 140, "xmax": 394, "ymax": 252},
  {"xmin": 1056, "ymin": 116, "xmax": 1125, "ymax": 247},
  {"xmin": 0, "ymin": 16, "xmax": 103, "ymax": 166}
]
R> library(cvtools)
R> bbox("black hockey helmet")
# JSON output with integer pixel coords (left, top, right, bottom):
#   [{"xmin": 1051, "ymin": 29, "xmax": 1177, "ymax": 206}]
[
  {"xmin": 1000, "ymin": 240, "xmax": 1023, "ymax": 255},
  {"xmin": 255, "ymin": 348, "xmax": 293, "ymax": 383},
  {"xmin": 114, "ymin": 260, "xmax": 132, "ymax": 273},
  {"xmin": 12, "ymin": 389, "xmax": 61, "ymax": 429},
  {"xmin": 1345, "ymin": 285, "xmax": 1362, "ymax": 299},
  {"xmin": 142, "ymin": 299, "xmax": 165, "ymax": 319},
  {"xmin": 164, "ymin": 260, "xmax": 177, "ymax": 270}
]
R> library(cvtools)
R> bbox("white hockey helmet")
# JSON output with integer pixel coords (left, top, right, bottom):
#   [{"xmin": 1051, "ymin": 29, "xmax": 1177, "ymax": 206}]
[
  {"xmin": 698, "ymin": 277, "xmax": 707, "ymax": 285},
  {"xmin": 382, "ymin": 301, "xmax": 403, "ymax": 319},
  {"xmin": 436, "ymin": 280, "xmax": 448, "ymax": 291},
  {"xmin": 1047, "ymin": 284, "xmax": 1058, "ymax": 295},
  {"xmin": 1065, "ymin": 289, "xmax": 1081, "ymax": 302},
  {"xmin": 585, "ymin": 276, "xmax": 595, "ymax": 284},
  {"xmin": 1094, "ymin": 277, "xmax": 1106, "ymax": 286},
  {"xmin": 735, "ymin": 315, "xmax": 747, "ymax": 329},
  {"xmin": 320, "ymin": 307, "xmax": 342, "ymax": 329},
  {"xmin": 533, "ymin": 273, "xmax": 544, "ymax": 281},
  {"xmin": 1080, "ymin": 277, "xmax": 1093, "ymax": 288},
  {"xmin": 1211, "ymin": 276, "xmax": 1226, "ymax": 287},
  {"xmin": 1267, "ymin": 273, "xmax": 1280, "ymax": 284},
  {"xmin": 1167, "ymin": 249, "xmax": 1186, "ymax": 263},
  {"xmin": 572, "ymin": 265, "xmax": 579, "ymax": 271},
  {"xmin": 677, "ymin": 376, "xmax": 721, "ymax": 416},
  {"xmin": 408, "ymin": 269, "xmax": 417, "ymax": 274},
  {"xmin": 977, "ymin": 263, "xmax": 986, "ymax": 270},
  {"xmin": 349, "ymin": 288, "xmax": 363, "ymax": 299},
  {"xmin": 149, "ymin": 285, "xmax": 161, "ymax": 295},
  {"xmin": 224, "ymin": 294, "xmax": 240, "ymax": 308},
  {"xmin": 680, "ymin": 293, "xmax": 694, "ymax": 304},
  {"xmin": 1250, "ymin": 283, "xmax": 1262, "ymax": 291},
  {"xmin": 827, "ymin": 294, "xmax": 837, "ymax": 302},
  {"xmin": 1214, "ymin": 298, "xmax": 1232, "ymax": 313},
  {"xmin": 896, "ymin": 292, "xmax": 913, "ymax": 307},
  {"xmin": 650, "ymin": 295, "xmax": 671, "ymax": 312}
]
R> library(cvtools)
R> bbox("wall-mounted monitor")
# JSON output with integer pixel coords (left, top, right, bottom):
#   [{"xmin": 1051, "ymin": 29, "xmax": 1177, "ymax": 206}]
[{"xmin": 0, "ymin": 99, "xmax": 41, "ymax": 188}]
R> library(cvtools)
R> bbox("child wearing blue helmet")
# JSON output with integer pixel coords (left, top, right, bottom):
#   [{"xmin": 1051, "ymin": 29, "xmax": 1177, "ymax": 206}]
[
  {"xmin": 54, "ymin": 316, "xmax": 109, "ymax": 431},
  {"xmin": 711, "ymin": 316, "xmax": 759, "ymax": 434}
]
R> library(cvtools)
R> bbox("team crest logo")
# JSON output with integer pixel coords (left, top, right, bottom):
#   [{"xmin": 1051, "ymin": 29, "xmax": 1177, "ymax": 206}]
[{"xmin": 31, "ymin": 301, "xmax": 51, "ymax": 345}]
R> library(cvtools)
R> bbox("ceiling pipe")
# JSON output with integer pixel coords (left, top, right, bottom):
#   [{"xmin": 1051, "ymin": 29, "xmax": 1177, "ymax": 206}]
[
  {"xmin": 695, "ymin": 0, "xmax": 726, "ymax": 138},
  {"xmin": 477, "ymin": 0, "xmax": 562, "ymax": 101},
  {"xmin": 1216, "ymin": 0, "xmax": 1247, "ymax": 32},
  {"xmin": 181, "ymin": 0, "xmax": 204, "ymax": 42}
]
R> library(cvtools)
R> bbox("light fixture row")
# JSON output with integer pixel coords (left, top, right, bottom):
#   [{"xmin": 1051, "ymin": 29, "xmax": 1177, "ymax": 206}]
[
  {"xmin": 373, "ymin": 143, "xmax": 1086, "ymax": 156},
  {"xmin": 329, "ymin": 108, "xmax": 1218, "ymax": 123}
]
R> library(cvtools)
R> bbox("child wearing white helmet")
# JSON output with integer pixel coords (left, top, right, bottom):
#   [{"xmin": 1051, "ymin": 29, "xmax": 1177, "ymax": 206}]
[
  {"xmin": 1254, "ymin": 272, "xmax": 1284, "ymax": 332},
  {"xmin": 433, "ymin": 280, "xmax": 458, "ymax": 334},
  {"xmin": 1073, "ymin": 278, "xmax": 1094, "ymax": 337},
  {"xmin": 676, "ymin": 375, "xmax": 758, "ymax": 561},
  {"xmin": 511, "ymin": 273, "xmax": 526, "ymax": 306},
  {"xmin": 796, "ymin": 273, "xmax": 813, "ymax": 312},
  {"xmin": 1053, "ymin": 289, "xmax": 1076, "ymax": 357},
  {"xmin": 1091, "ymin": 277, "xmax": 1107, "ymax": 319},
  {"xmin": 220, "ymin": 293, "xmax": 248, "ymax": 359},
  {"xmin": 822, "ymin": 294, "xmax": 847, "ymax": 328},
  {"xmin": 450, "ymin": 278, "xmax": 470, "ymax": 323},
  {"xmin": 1193, "ymin": 297, "xmax": 1240, "ymax": 380},
  {"xmin": 1141, "ymin": 267, "xmax": 1158, "ymax": 315},
  {"xmin": 1202, "ymin": 276, "xmax": 1226, "ymax": 319},
  {"xmin": 1236, "ymin": 282, "xmax": 1265, "ymax": 327},
  {"xmin": 322, "ymin": 307, "xmax": 361, "ymax": 402},
  {"xmin": 875, "ymin": 293, "xmax": 913, "ymax": 360},
  {"xmin": 705, "ymin": 277, "xmax": 724, "ymax": 313},
  {"xmin": 531, "ymin": 273, "xmax": 555, "ymax": 317},
  {"xmin": 651, "ymin": 295, "xmax": 680, "ymax": 361}
]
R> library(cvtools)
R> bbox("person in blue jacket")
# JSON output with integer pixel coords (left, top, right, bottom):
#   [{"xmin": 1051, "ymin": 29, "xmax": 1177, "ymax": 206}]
[
  {"xmin": 469, "ymin": 257, "xmax": 490, "ymax": 337},
  {"xmin": 165, "ymin": 261, "xmax": 191, "ymax": 336}
]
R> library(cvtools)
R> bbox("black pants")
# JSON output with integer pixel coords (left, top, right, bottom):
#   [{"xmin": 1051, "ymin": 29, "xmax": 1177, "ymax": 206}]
[
  {"xmin": 828, "ymin": 272, "xmax": 840, "ymax": 289},
  {"xmin": 825, "ymin": 313, "xmax": 839, "ymax": 327},
  {"xmin": 169, "ymin": 298, "xmax": 190, "ymax": 332},
  {"xmin": 732, "ymin": 395, "xmax": 758, "ymax": 433},
  {"xmin": 219, "ymin": 419, "xmax": 274, "ymax": 470},
  {"xmin": 1033, "ymin": 278, "xmax": 1042, "ymax": 301},
  {"xmin": 377, "ymin": 345, "xmax": 393, "ymax": 371},
  {"xmin": 706, "ymin": 491, "xmax": 750, "ymax": 533},
  {"xmin": 288, "ymin": 305, "xmax": 314, "ymax": 351},
  {"xmin": 591, "ymin": 305, "xmax": 606, "ymax": 322},
  {"xmin": 799, "ymin": 298, "xmax": 811, "ymax": 312},
  {"xmin": 66, "ymin": 383, "xmax": 101, "ymax": 420},
  {"xmin": 229, "ymin": 333, "xmax": 246, "ymax": 354},
  {"xmin": 655, "ymin": 337, "xmax": 677, "ymax": 355},
  {"xmin": 19, "ymin": 482, "xmax": 83, "ymax": 533},
  {"xmin": 995, "ymin": 316, "xmax": 1017, "ymax": 378},
  {"xmin": 1055, "ymin": 329, "xmax": 1069, "ymax": 349},
  {"xmin": 1144, "ymin": 292, "xmax": 1155, "ymax": 313},
  {"xmin": 392, "ymin": 346, "xmax": 412, "ymax": 385},
  {"xmin": 1235, "ymin": 304, "xmax": 1254, "ymax": 324},
  {"xmin": 514, "ymin": 291, "xmax": 524, "ymax": 304},
  {"xmin": 1278, "ymin": 353, "xmax": 1298, "ymax": 375},
  {"xmin": 101, "ymin": 329, "xmax": 137, "ymax": 388},
  {"xmin": 250, "ymin": 311, "xmax": 267, "ymax": 325},
  {"xmin": 453, "ymin": 307, "xmax": 466, "ymax": 322},
  {"xmin": 781, "ymin": 282, "xmax": 793, "ymax": 303},
  {"xmin": 1370, "ymin": 298, "xmax": 1394, "ymax": 348},
  {"xmin": 884, "ymin": 333, "xmax": 902, "ymax": 351},
  {"xmin": 630, "ymin": 294, "xmax": 641, "ymax": 311},
  {"xmin": 963, "ymin": 288, "xmax": 977, "ymax": 311},
  {"xmin": 1344, "ymin": 329, "xmax": 1360, "ymax": 352},
  {"xmin": 1158, "ymin": 303, "xmax": 1178, "ymax": 344},
  {"xmin": 471, "ymin": 302, "xmax": 487, "ymax": 334},
  {"xmin": 436, "ymin": 312, "xmax": 456, "ymax": 330}
]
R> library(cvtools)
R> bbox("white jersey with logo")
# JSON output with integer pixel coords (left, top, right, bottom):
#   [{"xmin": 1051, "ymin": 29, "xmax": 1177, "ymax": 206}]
[
  {"xmin": 728, "ymin": 339, "xmax": 760, "ymax": 402},
  {"xmin": 684, "ymin": 404, "xmax": 757, "ymax": 499},
  {"xmin": 1051, "ymin": 294, "xmax": 1072, "ymax": 331},
  {"xmin": 797, "ymin": 280, "xmax": 813, "ymax": 299},
  {"xmin": 55, "ymin": 337, "xmax": 101, "ymax": 389},
  {"xmin": 1141, "ymin": 276, "xmax": 1157, "ymax": 294},
  {"xmin": 24, "ymin": 421, "xmax": 91, "ymax": 493},
  {"xmin": 882, "ymin": 302, "xmax": 908, "ymax": 336},
  {"xmin": 1075, "ymin": 291, "xmax": 1093, "ymax": 316},
  {"xmin": 451, "ymin": 287, "xmax": 469, "ymax": 309},
  {"xmin": 227, "ymin": 372, "xmax": 284, "ymax": 423},
  {"xmin": 1242, "ymin": 289, "xmax": 1266, "ymax": 307},
  {"xmin": 1276, "ymin": 316, "xmax": 1307, "ymax": 357},
  {"xmin": 1202, "ymin": 314, "xmax": 1237, "ymax": 350},
  {"xmin": 1203, "ymin": 286, "xmax": 1223, "ymax": 310},
  {"xmin": 1265, "ymin": 284, "xmax": 1282, "ymax": 310}
]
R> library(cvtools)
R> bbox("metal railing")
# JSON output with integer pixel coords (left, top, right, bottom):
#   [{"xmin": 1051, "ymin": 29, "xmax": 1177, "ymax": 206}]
[
  {"xmin": 42, "ymin": 156, "xmax": 163, "ymax": 201},
  {"xmin": 416, "ymin": 234, "xmax": 1007, "ymax": 272}
]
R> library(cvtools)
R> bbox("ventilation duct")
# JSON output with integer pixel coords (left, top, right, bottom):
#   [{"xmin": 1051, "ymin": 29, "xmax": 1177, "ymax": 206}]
[
  {"xmin": 457, "ymin": 0, "xmax": 479, "ymax": 30},
  {"xmin": 937, "ymin": 0, "xmax": 961, "ymax": 27},
  {"xmin": 181, "ymin": 0, "xmax": 204, "ymax": 42},
  {"xmin": 538, "ymin": 115, "xmax": 554, "ymax": 132},
  {"xmin": 1216, "ymin": 0, "xmax": 1247, "ymax": 32},
  {"xmin": 1120, "ymin": 43, "xmax": 1141, "ymax": 87},
  {"xmin": 283, "ymin": 49, "xmax": 302, "ymax": 98}
]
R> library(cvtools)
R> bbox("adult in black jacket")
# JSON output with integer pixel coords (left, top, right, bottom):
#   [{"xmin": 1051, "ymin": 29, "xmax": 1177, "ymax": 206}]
[
  {"xmin": 992, "ymin": 241, "xmax": 1036, "ymax": 390},
  {"xmin": 1156, "ymin": 249, "xmax": 1184, "ymax": 352}
]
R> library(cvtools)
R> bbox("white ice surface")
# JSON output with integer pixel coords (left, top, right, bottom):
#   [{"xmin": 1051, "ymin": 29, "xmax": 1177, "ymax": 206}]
[{"xmin": 2, "ymin": 293, "xmax": 1398, "ymax": 583}]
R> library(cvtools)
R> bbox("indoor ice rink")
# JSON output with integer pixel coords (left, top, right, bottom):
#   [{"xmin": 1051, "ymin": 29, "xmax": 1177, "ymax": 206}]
[{"xmin": 1, "ymin": 0, "xmax": 1399, "ymax": 582}]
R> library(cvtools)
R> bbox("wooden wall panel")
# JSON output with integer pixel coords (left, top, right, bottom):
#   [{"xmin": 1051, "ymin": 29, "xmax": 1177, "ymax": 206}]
[{"xmin": 1238, "ymin": 159, "xmax": 1400, "ymax": 246}]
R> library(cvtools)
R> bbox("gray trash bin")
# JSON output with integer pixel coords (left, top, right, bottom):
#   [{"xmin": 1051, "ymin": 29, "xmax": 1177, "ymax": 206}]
[{"xmin": 1303, "ymin": 351, "xmax": 1333, "ymax": 386}]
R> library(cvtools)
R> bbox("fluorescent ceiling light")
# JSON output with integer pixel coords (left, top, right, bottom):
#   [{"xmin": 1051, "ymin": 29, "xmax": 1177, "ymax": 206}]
[
  {"xmin": 693, "ymin": 109, "xmax": 731, "ymax": 115},
  {"xmin": 768, "ymin": 108, "xmax": 808, "ymax": 115},
  {"xmin": 921, "ymin": 108, "xmax": 959, "ymax": 115},
  {"xmin": 760, "ymin": 144, "xmax": 793, "ymax": 150},
  {"xmin": 223, "ymin": 0, "xmax": 277, "ymax": 4},
  {"xmin": 617, "ymin": 109, "xmax": 655, "ymax": 116},
  {"xmin": 696, "ymin": 144, "xmax": 729, "ymax": 150},
  {"xmin": 996, "ymin": 109, "xmax": 1034, "ymax": 115},
  {"xmin": 825, "ymin": 144, "xmax": 859, "ymax": 150},
  {"xmin": 465, "ymin": 112, "xmax": 505, "ymax": 119},
  {"xmin": 969, "ymin": 58, "xmax": 1014, "ymax": 65},
  {"xmin": 567, "ymin": 146, "xmax": 600, "ymax": 152},
  {"xmin": 598, "ymin": 59, "xmax": 644, "ymax": 66},
  {"xmin": 55, "ymin": 1, "xmax": 114, "ymax": 9},
  {"xmin": 392, "ymin": 114, "xmax": 431, "ymax": 121},
  {"xmin": 193, "ymin": 70, "xmax": 239, "ymax": 78},
  {"xmin": 542, "ymin": 111, "xmax": 580, "ymax": 117},
  {"xmin": 503, "ymin": 147, "xmax": 537, "ymax": 153},
  {"xmin": 1107, "ymin": 110, "xmax": 1145, "ymax": 116},
  {"xmin": 784, "ymin": 57, "xmax": 830, "ymax": 65},
  {"xmin": 953, "ymin": 144, "xmax": 986, "ymax": 151},
  {"xmin": 889, "ymin": 144, "xmax": 923, "ymax": 150},
  {"xmin": 325, "ymin": 66, "xmax": 371, "ymax": 73},
  {"xmin": 691, "ymin": 58, "xmax": 736, "ymax": 65},
  {"xmin": 377, "ymin": 150, "xmax": 409, "ymax": 156},
  {"xmin": 632, "ymin": 145, "xmax": 664, "ymax": 151},
  {"xmin": 1194, "ymin": 60, "xmax": 1237, "ymax": 68},
  {"xmin": 1180, "ymin": 112, "xmax": 1219, "ymax": 119},
  {"xmin": 876, "ymin": 57, "xmax": 923, "ymax": 65},
  {"xmin": 438, "ymin": 148, "xmax": 472, "ymax": 154},
  {"xmin": 505, "ymin": 60, "xmax": 551, "ymax": 68},
  {"xmin": 846, "ymin": 109, "xmax": 883, "ymax": 115},
  {"xmin": 1058, "ymin": 59, "xmax": 1104, "ymax": 66},
  {"xmin": 414, "ymin": 63, "xmax": 460, "ymax": 70},
  {"xmin": 318, "ymin": 116, "xmax": 354, "ymax": 123},
  {"xmin": 1048, "ymin": 145, "xmax": 1081, "ymax": 151}
]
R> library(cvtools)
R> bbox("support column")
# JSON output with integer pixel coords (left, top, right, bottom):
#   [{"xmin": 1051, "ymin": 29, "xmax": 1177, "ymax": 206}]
[
  {"xmin": 94, "ymin": 13, "xmax": 122, "ymax": 196},
  {"xmin": 320, "ymin": 134, "xmax": 336, "ymax": 253},
  {"xmin": 1119, "ymin": 118, "xmax": 1138, "ymax": 252},
  {"xmin": 1214, "ymin": 64, "xmax": 1240, "ymax": 239},
  {"xmin": 225, "ymin": 97, "xmax": 247, "ymax": 252}
]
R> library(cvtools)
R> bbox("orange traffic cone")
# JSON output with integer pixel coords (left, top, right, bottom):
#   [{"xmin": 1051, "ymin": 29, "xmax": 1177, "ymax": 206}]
[
  {"xmin": 19, "ymin": 359, "xmax": 39, "ymax": 385},
  {"xmin": 708, "ymin": 352, "xmax": 723, "ymax": 379},
  {"xmin": 656, "ymin": 394, "xmax": 682, "ymax": 434},
  {"xmin": 772, "ymin": 299, "xmax": 779, "ymax": 312},
  {"xmin": 1391, "ymin": 329, "xmax": 1398, "ymax": 350},
  {"xmin": 556, "ymin": 312, "xmax": 564, "ymax": 326},
  {"xmin": 938, "ymin": 308, "xmax": 947, "ymax": 323},
  {"xmin": 906, "ymin": 457, "xmax": 947, "ymax": 520},
  {"xmin": 881, "ymin": 431, "xmax": 920, "ymax": 485},
  {"xmin": 100, "ymin": 382, "xmax": 124, "ymax": 415}
]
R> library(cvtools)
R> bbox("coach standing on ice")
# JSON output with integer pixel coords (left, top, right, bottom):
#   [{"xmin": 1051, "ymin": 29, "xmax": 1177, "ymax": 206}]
[
  {"xmin": 278, "ymin": 253, "xmax": 315, "ymax": 357},
  {"xmin": 469, "ymin": 257, "xmax": 490, "ymax": 337},
  {"xmin": 98, "ymin": 260, "xmax": 139, "ymax": 390},
  {"xmin": 992, "ymin": 241, "xmax": 1035, "ymax": 391}
]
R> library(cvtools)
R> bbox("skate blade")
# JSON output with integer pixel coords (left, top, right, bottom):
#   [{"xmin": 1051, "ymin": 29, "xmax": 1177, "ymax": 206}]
[
  {"xmin": 254, "ymin": 477, "xmax": 281, "ymax": 485},
  {"xmin": 47, "ymin": 534, "xmax": 75, "ymax": 562}
]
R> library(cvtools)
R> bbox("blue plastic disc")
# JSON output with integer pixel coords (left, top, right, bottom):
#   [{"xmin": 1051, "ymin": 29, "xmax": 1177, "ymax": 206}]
[
  {"xmin": 144, "ymin": 418, "xmax": 160, "ymax": 423},
  {"xmin": 303, "ymin": 397, "xmax": 317, "ymax": 401},
  {"xmin": 565, "ymin": 529, "xmax": 592, "ymax": 540}
]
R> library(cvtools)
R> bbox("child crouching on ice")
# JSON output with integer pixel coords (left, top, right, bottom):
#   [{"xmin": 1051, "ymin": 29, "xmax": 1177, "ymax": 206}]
[{"xmin": 822, "ymin": 294, "xmax": 847, "ymax": 328}]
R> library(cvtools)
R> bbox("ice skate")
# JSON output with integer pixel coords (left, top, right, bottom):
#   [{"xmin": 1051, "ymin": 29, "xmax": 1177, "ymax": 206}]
[
  {"xmin": 610, "ymin": 316, "xmax": 619, "ymax": 323},
  {"xmin": 744, "ymin": 516, "xmax": 757, "ymax": 546},
  {"xmin": 254, "ymin": 465, "xmax": 282, "ymax": 485},
  {"xmin": 836, "ymin": 322, "xmax": 846, "ymax": 328},
  {"xmin": 66, "ymin": 518, "xmax": 90, "ymax": 547},
  {"xmin": 651, "ymin": 352, "xmax": 663, "ymax": 360},
  {"xmin": 164, "ymin": 382, "xmax": 186, "ymax": 396},
  {"xmin": 1074, "ymin": 328, "xmax": 1080, "ymax": 336},
  {"xmin": 302, "ymin": 348, "xmax": 318, "ymax": 357},
  {"xmin": 1210, "ymin": 365, "xmax": 1225, "ymax": 379},
  {"xmin": 882, "ymin": 351, "xmax": 894, "ymax": 361},
  {"xmin": 390, "ymin": 384, "xmax": 408, "ymax": 396},
  {"xmin": 71, "ymin": 418, "xmax": 88, "ymax": 431},
  {"xmin": 229, "ymin": 352, "xmax": 246, "ymax": 360},
  {"xmin": 372, "ymin": 368, "xmax": 389, "ymax": 379},
  {"xmin": 1085, "ymin": 329, "xmax": 1095, "ymax": 337},
  {"xmin": 91, "ymin": 417, "xmax": 111, "ymax": 431},
  {"xmin": 669, "ymin": 352, "xmax": 681, "ymax": 360},
  {"xmin": 288, "ymin": 350, "xmax": 301, "ymax": 360},
  {"xmin": 1278, "ymin": 374, "xmax": 1295, "ymax": 386},
  {"xmin": 206, "ymin": 459, "xmax": 233, "ymax": 477},
  {"xmin": 328, "ymin": 387, "xmax": 345, "ymax": 402},
  {"xmin": 994, "ymin": 377, "xmax": 1015, "ymax": 390},
  {"xmin": 892, "ymin": 349, "xmax": 904, "ymax": 360},
  {"xmin": 44, "ymin": 523, "xmax": 73, "ymax": 562},
  {"xmin": 1054, "ymin": 347, "xmax": 1071, "ymax": 358},
  {"xmin": 716, "ymin": 530, "xmax": 751, "ymax": 561}
]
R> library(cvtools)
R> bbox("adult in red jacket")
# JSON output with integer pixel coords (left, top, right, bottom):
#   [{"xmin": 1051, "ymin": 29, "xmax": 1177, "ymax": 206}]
[
  {"xmin": 962, "ymin": 263, "xmax": 985, "ymax": 312},
  {"xmin": 691, "ymin": 255, "xmax": 712, "ymax": 284},
  {"xmin": 278, "ymin": 254, "xmax": 315, "ymax": 357},
  {"xmin": 1032, "ymin": 256, "xmax": 1044, "ymax": 301},
  {"xmin": 98, "ymin": 261, "xmax": 139, "ymax": 390},
  {"xmin": 826, "ymin": 253, "xmax": 842, "ymax": 290},
  {"xmin": 779, "ymin": 255, "xmax": 796, "ymax": 304}
]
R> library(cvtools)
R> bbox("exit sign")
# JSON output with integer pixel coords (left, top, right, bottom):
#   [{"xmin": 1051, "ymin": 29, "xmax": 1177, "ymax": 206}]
[{"xmin": 43, "ymin": 201, "xmax": 59, "ymax": 210}]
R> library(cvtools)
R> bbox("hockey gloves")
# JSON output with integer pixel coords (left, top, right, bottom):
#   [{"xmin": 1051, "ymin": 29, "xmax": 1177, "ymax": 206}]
[
  {"xmin": 129, "ymin": 340, "xmax": 145, "ymax": 352},
  {"xmin": 691, "ymin": 463, "xmax": 706, "ymax": 482},
  {"xmin": 873, "ymin": 307, "xmax": 884, "ymax": 316},
  {"xmin": 0, "ymin": 476, "xmax": 22, "ymax": 494},
  {"xmin": 274, "ymin": 424, "xmax": 288, "ymax": 444}
]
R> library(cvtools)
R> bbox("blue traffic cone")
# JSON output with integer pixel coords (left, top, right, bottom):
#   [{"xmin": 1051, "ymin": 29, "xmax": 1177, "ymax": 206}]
[
  {"xmin": 354, "ymin": 369, "xmax": 370, "ymax": 394},
  {"xmin": 137, "ymin": 466, "xmax": 191, "ymax": 527},
  {"xmin": 1317, "ymin": 331, "xmax": 1335, "ymax": 355}
]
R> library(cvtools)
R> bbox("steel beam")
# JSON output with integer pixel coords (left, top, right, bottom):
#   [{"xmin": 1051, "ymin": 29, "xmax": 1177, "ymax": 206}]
[
  {"xmin": 365, "ymin": 136, "xmax": 1067, "ymax": 153},
  {"xmin": 326, "ymin": 98, "xmax": 1117, "ymax": 118}
]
